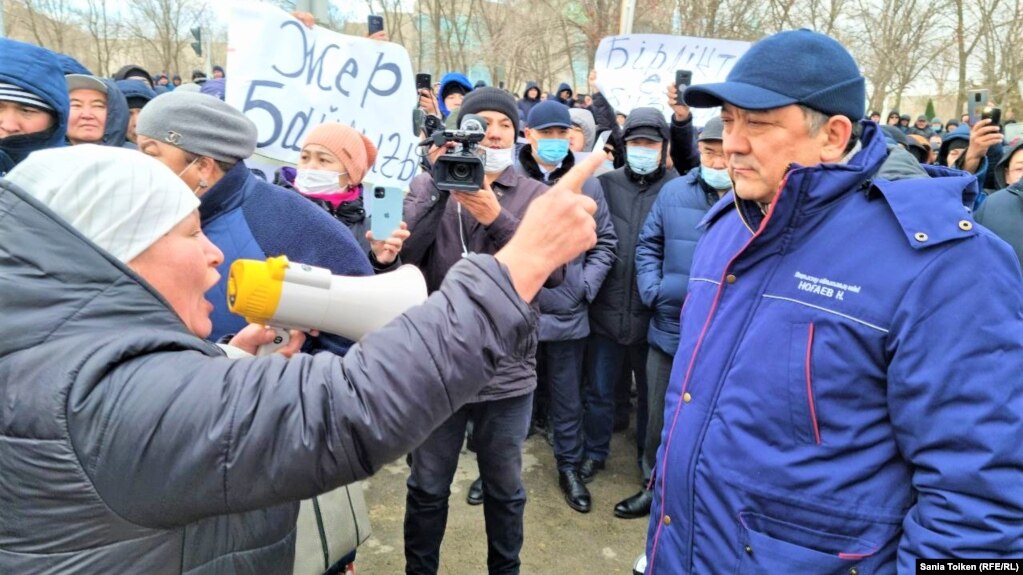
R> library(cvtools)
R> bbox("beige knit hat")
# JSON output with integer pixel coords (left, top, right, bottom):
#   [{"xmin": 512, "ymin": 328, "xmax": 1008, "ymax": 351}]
[{"xmin": 302, "ymin": 123, "xmax": 378, "ymax": 185}]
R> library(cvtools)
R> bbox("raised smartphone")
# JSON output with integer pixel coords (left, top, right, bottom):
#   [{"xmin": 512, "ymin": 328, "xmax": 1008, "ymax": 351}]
[
  {"xmin": 370, "ymin": 185, "xmax": 403, "ymax": 239},
  {"xmin": 675, "ymin": 70, "xmax": 693, "ymax": 105},
  {"xmin": 967, "ymin": 89, "xmax": 989, "ymax": 126}
]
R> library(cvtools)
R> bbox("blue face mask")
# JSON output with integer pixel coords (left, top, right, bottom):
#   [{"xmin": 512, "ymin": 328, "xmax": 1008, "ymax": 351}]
[
  {"xmin": 700, "ymin": 166, "xmax": 732, "ymax": 190},
  {"xmin": 536, "ymin": 138, "xmax": 570, "ymax": 164},
  {"xmin": 627, "ymin": 146, "xmax": 660, "ymax": 175}
]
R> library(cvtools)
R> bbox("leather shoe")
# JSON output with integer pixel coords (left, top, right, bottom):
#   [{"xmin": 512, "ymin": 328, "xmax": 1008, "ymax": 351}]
[
  {"xmin": 559, "ymin": 470, "xmax": 591, "ymax": 513},
  {"xmin": 466, "ymin": 477, "xmax": 483, "ymax": 506},
  {"xmin": 614, "ymin": 489, "xmax": 653, "ymax": 519},
  {"xmin": 579, "ymin": 458, "xmax": 605, "ymax": 484}
]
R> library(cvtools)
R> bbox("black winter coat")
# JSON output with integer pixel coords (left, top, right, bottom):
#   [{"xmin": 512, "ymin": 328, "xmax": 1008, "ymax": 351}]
[{"xmin": 589, "ymin": 165, "xmax": 678, "ymax": 344}]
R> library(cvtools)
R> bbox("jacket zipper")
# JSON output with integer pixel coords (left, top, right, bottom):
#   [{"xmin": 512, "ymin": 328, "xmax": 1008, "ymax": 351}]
[
  {"xmin": 648, "ymin": 172, "xmax": 792, "ymax": 573},
  {"xmin": 805, "ymin": 322, "xmax": 821, "ymax": 445}
]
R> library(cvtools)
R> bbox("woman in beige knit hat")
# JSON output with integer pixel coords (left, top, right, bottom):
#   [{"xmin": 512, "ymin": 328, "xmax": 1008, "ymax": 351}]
[{"xmin": 275, "ymin": 122, "xmax": 409, "ymax": 272}]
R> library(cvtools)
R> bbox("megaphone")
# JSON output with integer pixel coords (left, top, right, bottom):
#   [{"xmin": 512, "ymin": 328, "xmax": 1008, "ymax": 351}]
[{"xmin": 227, "ymin": 256, "xmax": 428, "ymax": 354}]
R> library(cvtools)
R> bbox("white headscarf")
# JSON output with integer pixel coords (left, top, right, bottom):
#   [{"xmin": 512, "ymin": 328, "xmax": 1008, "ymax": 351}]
[{"xmin": 5, "ymin": 145, "xmax": 199, "ymax": 262}]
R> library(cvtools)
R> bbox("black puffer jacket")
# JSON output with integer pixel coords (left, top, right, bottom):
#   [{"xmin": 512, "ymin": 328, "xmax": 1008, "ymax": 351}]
[
  {"xmin": 589, "ymin": 108, "xmax": 679, "ymax": 345},
  {"xmin": 0, "ymin": 178, "xmax": 537, "ymax": 574}
]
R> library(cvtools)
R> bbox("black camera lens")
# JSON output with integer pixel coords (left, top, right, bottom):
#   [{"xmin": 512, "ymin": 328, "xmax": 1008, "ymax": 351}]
[
  {"xmin": 451, "ymin": 163, "xmax": 472, "ymax": 181},
  {"xmin": 374, "ymin": 187, "xmax": 386, "ymax": 198}
]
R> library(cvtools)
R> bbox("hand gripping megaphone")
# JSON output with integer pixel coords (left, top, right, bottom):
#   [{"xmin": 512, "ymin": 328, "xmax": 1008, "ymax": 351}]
[{"xmin": 227, "ymin": 256, "xmax": 428, "ymax": 354}]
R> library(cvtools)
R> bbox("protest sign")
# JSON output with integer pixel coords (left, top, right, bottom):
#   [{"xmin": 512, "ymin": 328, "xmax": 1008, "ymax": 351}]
[
  {"xmin": 594, "ymin": 34, "xmax": 751, "ymax": 127},
  {"xmin": 226, "ymin": 2, "xmax": 419, "ymax": 188}
]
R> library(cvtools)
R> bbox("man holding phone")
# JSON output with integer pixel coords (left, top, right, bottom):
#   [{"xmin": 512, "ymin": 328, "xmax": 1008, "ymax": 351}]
[
  {"xmin": 418, "ymin": 73, "xmax": 473, "ymax": 121},
  {"xmin": 937, "ymin": 116, "xmax": 1003, "ymax": 206}
]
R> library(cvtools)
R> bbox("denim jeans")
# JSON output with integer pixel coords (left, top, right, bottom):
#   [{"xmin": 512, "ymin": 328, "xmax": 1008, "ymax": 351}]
[
  {"xmin": 583, "ymin": 333, "xmax": 648, "ymax": 464},
  {"xmin": 404, "ymin": 393, "xmax": 533, "ymax": 575},
  {"xmin": 537, "ymin": 339, "xmax": 587, "ymax": 473}
]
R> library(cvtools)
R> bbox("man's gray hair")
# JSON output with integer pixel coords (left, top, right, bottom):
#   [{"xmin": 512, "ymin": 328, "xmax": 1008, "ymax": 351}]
[{"xmin": 799, "ymin": 105, "xmax": 861, "ymax": 153}]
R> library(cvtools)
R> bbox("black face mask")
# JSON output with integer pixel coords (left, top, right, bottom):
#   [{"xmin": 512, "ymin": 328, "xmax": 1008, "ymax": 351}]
[{"xmin": 0, "ymin": 124, "xmax": 59, "ymax": 171}]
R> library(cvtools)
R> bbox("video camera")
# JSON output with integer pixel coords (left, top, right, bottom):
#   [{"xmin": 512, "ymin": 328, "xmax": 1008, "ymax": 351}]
[{"xmin": 421, "ymin": 114, "xmax": 488, "ymax": 193}]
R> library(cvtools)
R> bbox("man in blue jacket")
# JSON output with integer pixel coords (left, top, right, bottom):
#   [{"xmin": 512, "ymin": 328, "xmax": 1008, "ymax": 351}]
[
  {"xmin": 0, "ymin": 38, "xmax": 68, "ymax": 176},
  {"xmin": 645, "ymin": 29, "xmax": 1023, "ymax": 574},
  {"xmin": 617, "ymin": 116, "xmax": 728, "ymax": 520}
]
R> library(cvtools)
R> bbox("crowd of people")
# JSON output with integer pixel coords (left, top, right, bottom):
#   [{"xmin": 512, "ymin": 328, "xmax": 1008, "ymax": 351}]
[{"xmin": 1, "ymin": 19, "xmax": 1021, "ymax": 575}]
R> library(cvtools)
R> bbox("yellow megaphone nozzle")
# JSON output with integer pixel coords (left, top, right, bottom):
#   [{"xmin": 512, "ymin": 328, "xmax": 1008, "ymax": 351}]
[{"xmin": 227, "ymin": 256, "xmax": 289, "ymax": 324}]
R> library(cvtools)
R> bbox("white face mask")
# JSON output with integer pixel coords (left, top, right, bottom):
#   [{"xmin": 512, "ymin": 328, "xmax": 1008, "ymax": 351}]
[
  {"xmin": 482, "ymin": 146, "xmax": 514, "ymax": 174},
  {"xmin": 295, "ymin": 168, "xmax": 345, "ymax": 194}
]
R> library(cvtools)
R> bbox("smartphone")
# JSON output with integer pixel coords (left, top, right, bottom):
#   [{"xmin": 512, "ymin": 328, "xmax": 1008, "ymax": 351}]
[
  {"xmin": 967, "ymin": 89, "xmax": 989, "ymax": 126},
  {"xmin": 675, "ymin": 70, "xmax": 693, "ymax": 105},
  {"xmin": 370, "ymin": 186, "xmax": 403, "ymax": 240},
  {"xmin": 416, "ymin": 73, "xmax": 432, "ymax": 92},
  {"xmin": 368, "ymin": 15, "xmax": 384, "ymax": 35},
  {"xmin": 981, "ymin": 105, "xmax": 1002, "ymax": 127}
]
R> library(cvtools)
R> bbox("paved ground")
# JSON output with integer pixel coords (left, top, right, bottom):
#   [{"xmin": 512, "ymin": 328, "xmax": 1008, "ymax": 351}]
[{"xmin": 357, "ymin": 426, "xmax": 649, "ymax": 574}]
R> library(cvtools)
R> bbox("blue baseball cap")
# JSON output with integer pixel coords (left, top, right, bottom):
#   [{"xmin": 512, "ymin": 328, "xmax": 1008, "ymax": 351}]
[
  {"xmin": 685, "ymin": 29, "xmax": 865, "ymax": 121},
  {"xmin": 527, "ymin": 100, "xmax": 572, "ymax": 130}
]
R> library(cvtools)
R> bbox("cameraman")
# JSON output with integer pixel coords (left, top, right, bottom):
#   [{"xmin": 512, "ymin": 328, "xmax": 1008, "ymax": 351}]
[{"xmin": 402, "ymin": 87, "xmax": 559, "ymax": 574}]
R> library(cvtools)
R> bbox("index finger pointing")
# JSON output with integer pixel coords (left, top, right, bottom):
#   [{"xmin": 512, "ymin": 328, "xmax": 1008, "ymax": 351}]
[{"xmin": 549, "ymin": 150, "xmax": 609, "ymax": 195}]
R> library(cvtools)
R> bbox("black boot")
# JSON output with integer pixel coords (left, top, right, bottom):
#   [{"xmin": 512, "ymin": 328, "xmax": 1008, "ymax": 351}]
[
  {"xmin": 466, "ymin": 477, "xmax": 483, "ymax": 506},
  {"xmin": 614, "ymin": 489, "xmax": 653, "ymax": 519},
  {"xmin": 579, "ymin": 458, "xmax": 605, "ymax": 484},
  {"xmin": 559, "ymin": 470, "xmax": 591, "ymax": 513}
]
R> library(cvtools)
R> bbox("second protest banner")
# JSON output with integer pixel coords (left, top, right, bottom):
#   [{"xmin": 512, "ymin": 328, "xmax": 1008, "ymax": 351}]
[
  {"xmin": 594, "ymin": 34, "xmax": 751, "ymax": 126},
  {"xmin": 226, "ymin": 1, "xmax": 419, "ymax": 188}
]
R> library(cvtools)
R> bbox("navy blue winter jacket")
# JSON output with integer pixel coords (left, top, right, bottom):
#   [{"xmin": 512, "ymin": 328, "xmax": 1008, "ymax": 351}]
[
  {"xmin": 646, "ymin": 121, "xmax": 1023, "ymax": 574},
  {"xmin": 635, "ymin": 167, "xmax": 720, "ymax": 355},
  {"xmin": 98, "ymin": 78, "xmax": 130, "ymax": 148},
  {"xmin": 0, "ymin": 39, "xmax": 68, "ymax": 175},
  {"xmin": 201, "ymin": 163, "xmax": 373, "ymax": 353}
]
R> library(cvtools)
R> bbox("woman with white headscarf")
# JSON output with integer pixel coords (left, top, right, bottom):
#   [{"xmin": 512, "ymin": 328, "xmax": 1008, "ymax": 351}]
[{"xmin": 0, "ymin": 144, "xmax": 603, "ymax": 574}]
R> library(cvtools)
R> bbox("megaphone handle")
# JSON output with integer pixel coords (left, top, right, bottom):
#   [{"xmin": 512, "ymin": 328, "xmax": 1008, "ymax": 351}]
[{"xmin": 257, "ymin": 327, "xmax": 291, "ymax": 356}]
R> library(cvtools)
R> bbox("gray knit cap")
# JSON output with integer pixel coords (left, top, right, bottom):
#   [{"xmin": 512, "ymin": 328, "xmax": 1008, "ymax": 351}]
[
  {"xmin": 136, "ymin": 91, "xmax": 257, "ymax": 162},
  {"xmin": 457, "ymin": 87, "xmax": 520, "ymax": 135}
]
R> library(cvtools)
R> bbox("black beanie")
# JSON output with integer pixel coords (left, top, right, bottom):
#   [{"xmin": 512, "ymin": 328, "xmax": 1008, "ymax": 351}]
[{"xmin": 457, "ymin": 87, "xmax": 520, "ymax": 135}]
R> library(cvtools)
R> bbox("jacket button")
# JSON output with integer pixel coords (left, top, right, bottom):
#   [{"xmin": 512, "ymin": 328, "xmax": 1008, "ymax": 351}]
[
  {"xmin": 959, "ymin": 220, "xmax": 973, "ymax": 231},
  {"xmin": 849, "ymin": 568, "xmax": 859, "ymax": 575},
  {"xmin": 744, "ymin": 544, "xmax": 753, "ymax": 555},
  {"xmin": 725, "ymin": 274, "xmax": 737, "ymax": 284},
  {"xmin": 683, "ymin": 392, "xmax": 692, "ymax": 403},
  {"xmin": 663, "ymin": 515, "xmax": 671, "ymax": 525},
  {"xmin": 914, "ymin": 232, "xmax": 928, "ymax": 242}
]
